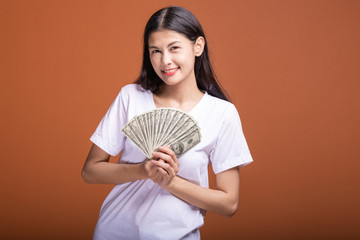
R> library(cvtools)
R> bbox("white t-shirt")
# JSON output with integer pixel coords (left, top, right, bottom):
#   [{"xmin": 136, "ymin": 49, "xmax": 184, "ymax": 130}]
[{"xmin": 90, "ymin": 84, "xmax": 253, "ymax": 240}]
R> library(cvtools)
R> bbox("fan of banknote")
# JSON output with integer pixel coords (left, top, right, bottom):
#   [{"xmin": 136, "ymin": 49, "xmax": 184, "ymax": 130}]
[{"xmin": 121, "ymin": 108, "xmax": 201, "ymax": 159}]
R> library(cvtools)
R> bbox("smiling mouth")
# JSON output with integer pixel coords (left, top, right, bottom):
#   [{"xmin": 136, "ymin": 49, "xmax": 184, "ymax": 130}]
[{"xmin": 162, "ymin": 67, "xmax": 179, "ymax": 76}]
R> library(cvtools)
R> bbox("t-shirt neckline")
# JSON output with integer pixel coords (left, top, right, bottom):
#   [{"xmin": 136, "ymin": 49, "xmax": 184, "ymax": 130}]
[{"xmin": 149, "ymin": 90, "xmax": 208, "ymax": 115}]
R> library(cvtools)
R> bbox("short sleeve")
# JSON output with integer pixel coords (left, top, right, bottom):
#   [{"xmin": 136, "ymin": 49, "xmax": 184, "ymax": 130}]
[
  {"xmin": 210, "ymin": 104, "xmax": 253, "ymax": 174},
  {"xmin": 90, "ymin": 88, "xmax": 128, "ymax": 156}
]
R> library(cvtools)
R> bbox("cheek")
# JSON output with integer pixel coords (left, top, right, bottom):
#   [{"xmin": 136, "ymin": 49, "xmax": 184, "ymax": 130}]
[
  {"xmin": 174, "ymin": 52, "xmax": 194, "ymax": 65},
  {"xmin": 179, "ymin": 54, "xmax": 195, "ymax": 68}
]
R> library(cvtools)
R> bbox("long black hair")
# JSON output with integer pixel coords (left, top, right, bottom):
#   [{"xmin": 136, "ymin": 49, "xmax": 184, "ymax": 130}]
[{"xmin": 135, "ymin": 6, "xmax": 230, "ymax": 102}]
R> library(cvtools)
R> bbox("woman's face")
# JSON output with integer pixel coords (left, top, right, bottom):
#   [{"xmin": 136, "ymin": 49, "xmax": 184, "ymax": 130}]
[{"xmin": 148, "ymin": 30, "xmax": 202, "ymax": 87}]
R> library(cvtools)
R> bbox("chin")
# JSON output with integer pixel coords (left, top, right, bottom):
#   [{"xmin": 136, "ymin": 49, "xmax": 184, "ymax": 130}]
[{"xmin": 160, "ymin": 78, "xmax": 182, "ymax": 86}]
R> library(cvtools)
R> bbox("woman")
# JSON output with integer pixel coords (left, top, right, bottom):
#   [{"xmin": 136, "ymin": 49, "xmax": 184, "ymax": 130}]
[{"xmin": 82, "ymin": 6, "xmax": 253, "ymax": 240}]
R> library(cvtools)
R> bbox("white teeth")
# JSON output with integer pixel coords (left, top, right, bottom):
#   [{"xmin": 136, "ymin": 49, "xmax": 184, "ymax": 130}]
[{"xmin": 164, "ymin": 68, "xmax": 178, "ymax": 73}]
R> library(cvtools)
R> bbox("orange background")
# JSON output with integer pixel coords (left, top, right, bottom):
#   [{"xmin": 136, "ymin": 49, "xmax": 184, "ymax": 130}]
[{"xmin": 1, "ymin": 0, "xmax": 359, "ymax": 239}]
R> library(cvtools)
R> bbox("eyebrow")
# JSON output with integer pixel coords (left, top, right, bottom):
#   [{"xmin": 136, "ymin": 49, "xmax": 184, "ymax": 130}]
[{"xmin": 148, "ymin": 41, "xmax": 181, "ymax": 49}]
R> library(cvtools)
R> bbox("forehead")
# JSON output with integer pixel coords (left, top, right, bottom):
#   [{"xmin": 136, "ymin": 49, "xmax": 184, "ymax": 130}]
[{"xmin": 148, "ymin": 29, "xmax": 191, "ymax": 46}]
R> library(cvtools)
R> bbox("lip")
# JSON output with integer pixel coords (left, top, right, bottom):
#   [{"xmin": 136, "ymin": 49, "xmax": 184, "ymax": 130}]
[{"xmin": 162, "ymin": 67, "xmax": 179, "ymax": 76}]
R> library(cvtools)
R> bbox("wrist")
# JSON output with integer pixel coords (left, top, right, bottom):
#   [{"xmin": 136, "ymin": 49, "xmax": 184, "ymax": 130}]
[
  {"xmin": 138, "ymin": 160, "xmax": 147, "ymax": 179},
  {"xmin": 163, "ymin": 175, "xmax": 177, "ymax": 190},
  {"xmin": 138, "ymin": 160, "xmax": 149, "ymax": 180}
]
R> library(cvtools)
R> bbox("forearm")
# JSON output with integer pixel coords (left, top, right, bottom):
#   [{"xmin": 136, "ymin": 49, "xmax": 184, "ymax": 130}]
[
  {"xmin": 82, "ymin": 161, "xmax": 147, "ymax": 184},
  {"xmin": 164, "ymin": 175, "xmax": 239, "ymax": 217}
]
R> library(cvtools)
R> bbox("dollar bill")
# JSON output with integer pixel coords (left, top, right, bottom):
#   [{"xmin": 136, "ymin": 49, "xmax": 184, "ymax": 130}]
[
  {"xmin": 121, "ymin": 108, "xmax": 201, "ymax": 159},
  {"xmin": 167, "ymin": 127, "xmax": 201, "ymax": 157},
  {"xmin": 135, "ymin": 114, "xmax": 150, "ymax": 155},
  {"xmin": 122, "ymin": 118, "xmax": 152, "ymax": 158},
  {"xmin": 155, "ymin": 108, "xmax": 178, "ymax": 147}
]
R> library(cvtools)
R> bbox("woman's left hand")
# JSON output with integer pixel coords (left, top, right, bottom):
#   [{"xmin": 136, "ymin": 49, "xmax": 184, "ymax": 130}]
[{"xmin": 149, "ymin": 146, "xmax": 179, "ymax": 187}]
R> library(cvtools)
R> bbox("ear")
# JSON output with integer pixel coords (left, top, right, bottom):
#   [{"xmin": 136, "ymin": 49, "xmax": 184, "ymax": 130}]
[{"xmin": 194, "ymin": 36, "xmax": 205, "ymax": 57}]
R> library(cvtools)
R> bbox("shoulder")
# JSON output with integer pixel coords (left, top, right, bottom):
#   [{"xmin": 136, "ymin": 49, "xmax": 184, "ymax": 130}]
[
  {"xmin": 204, "ymin": 93, "xmax": 239, "ymax": 119},
  {"xmin": 116, "ymin": 83, "xmax": 150, "ymax": 100},
  {"xmin": 120, "ymin": 83, "xmax": 149, "ymax": 96}
]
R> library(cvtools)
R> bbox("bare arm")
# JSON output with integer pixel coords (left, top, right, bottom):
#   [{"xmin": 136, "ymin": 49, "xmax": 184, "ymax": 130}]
[
  {"xmin": 83, "ymin": 144, "xmax": 240, "ymax": 217},
  {"xmin": 151, "ymin": 147, "xmax": 240, "ymax": 217},
  {"xmin": 164, "ymin": 168, "xmax": 239, "ymax": 217},
  {"xmin": 82, "ymin": 144, "xmax": 149, "ymax": 184}
]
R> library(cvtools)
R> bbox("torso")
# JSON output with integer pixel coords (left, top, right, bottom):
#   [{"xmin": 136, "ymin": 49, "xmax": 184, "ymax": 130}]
[{"xmin": 91, "ymin": 84, "xmax": 252, "ymax": 240}]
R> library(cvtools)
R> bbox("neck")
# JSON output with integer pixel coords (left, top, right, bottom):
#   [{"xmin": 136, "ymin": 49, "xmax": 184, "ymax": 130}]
[
  {"xmin": 161, "ymin": 81, "xmax": 201, "ymax": 103},
  {"xmin": 161, "ymin": 69, "xmax": 203, "ymax": 99},
  {"xmin": 153, "ymin": 73, "xmax": 204, "ymax": 111}
]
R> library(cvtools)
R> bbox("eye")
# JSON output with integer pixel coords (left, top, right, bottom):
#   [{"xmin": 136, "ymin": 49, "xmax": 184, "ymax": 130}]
[
  {"xmin": 150, "ymin": 49, "xmax": 160, "ymax": 54},
  {"xmin": 170, "ymin": 46, "xmax": 180, "ymax": 51}
]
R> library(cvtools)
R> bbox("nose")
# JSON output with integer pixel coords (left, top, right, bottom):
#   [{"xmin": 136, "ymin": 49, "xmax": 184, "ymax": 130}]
[{"xmin": 161, "ymin": 50, "xmax": 172, "ymax": 66}]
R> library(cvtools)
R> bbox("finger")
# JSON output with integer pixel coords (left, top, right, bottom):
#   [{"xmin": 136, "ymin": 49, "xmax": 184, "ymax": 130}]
[
  {"xmin": 151, "ymin": 160, "xmax": 176, "ymax": 177},
  {"xmin": 151, "ymin": 153, "xmax": 160, "ymax": 160},
  {"xmin": 153, "ymin": 166, "xmax": 175, "ymax": 187},
  {"xmin": 159, "ymin": 146, "xmax": 179, "ymax": 166},
  {"xmin": 152, "ymin": 151, "xmax": 170, "ymax": 161},
  {"xmin": 160, "ymin": 165, "xmax": 175, "ymax": 177},
  {"xmin": 148, "ymin": 167, "xmax": 157, "ymax": 178},
  {"xmin": 158, "ymin": 145, "xmax": 175, "ymax": 157},
  {"xmin": 152, "ymin": 169, "xmax": 164, "ymax": 182},
  {"xmin": 151, "ymin": 160, "xmax": 169, "ymax": 171},
  {"xmin": 156, "ymin": 166, "xmax": 169, "ymax": 176},
  {"xmin": 148, "ymin": 161, "xmax": 161, "ymax": 176},
  {"xmin": 152, "ymin": 151, "xmax": 178, "ymax": 169},
  {"xmin": 152, "ymin": 175, "xmax": 160, "ymax": 183}
]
